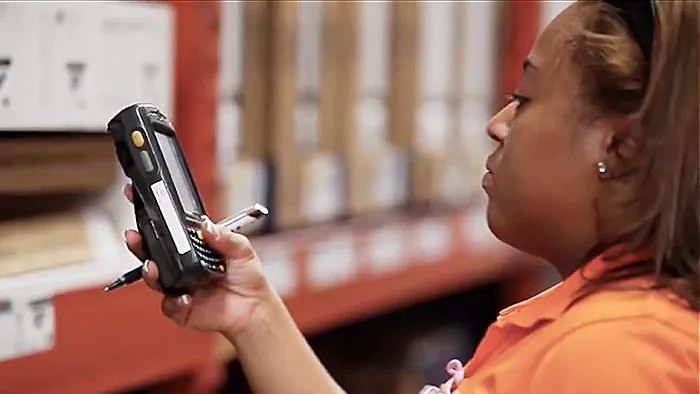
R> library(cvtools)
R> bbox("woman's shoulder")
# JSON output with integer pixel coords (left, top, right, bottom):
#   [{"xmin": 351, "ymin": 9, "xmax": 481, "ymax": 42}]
[
  {"xmin": 557, "ymin": 285, "xmax": 699, "ymax": 340},
  {"xmin": 526, "ymin": 296, "xmax": 699, "ymax": 394}
]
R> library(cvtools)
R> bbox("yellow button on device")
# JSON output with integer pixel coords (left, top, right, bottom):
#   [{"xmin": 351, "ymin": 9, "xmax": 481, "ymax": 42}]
[{"xmin": 131, "ymin": 130, "xmax": 145, "ymax": 147}]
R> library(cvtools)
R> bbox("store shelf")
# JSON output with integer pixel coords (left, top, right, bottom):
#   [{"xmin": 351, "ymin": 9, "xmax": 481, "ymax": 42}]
[
  {"xmin": 0, "ymin": 205, "xmax": 530, "ymax": 393},
  {"xmin": 216, "ymin": 206, "xmax": 531, "ymax": 360},
  {"xmin": 0, "ymin": 3, "xmax": 224, "ymax": 393},
  {"xmin": 0, "ymin": 1, "xmax": 557, "ymax": 392},
  {"xmin": 0, "ymin": 283, "xmax": 220, "ymax": 394}
]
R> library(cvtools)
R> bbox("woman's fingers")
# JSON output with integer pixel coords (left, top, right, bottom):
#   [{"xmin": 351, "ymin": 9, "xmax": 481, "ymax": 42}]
[
  {"xmin": 123, "ymin": 183, "xmax": 134, "ymax": 204},
  {"xmin": 161, "ymin": 294, "xmax": 193, "ymax": 326},
  {"xmin": 200, "ymin": 218, "xmax": 255, "ymax": 261},
  {"xmin": 125, "ymin": 229, "xmax": 148, "ymax": 261},
  {"xmin": 142, "ymin": 260, "xmax": 162, "ymax": 292}
]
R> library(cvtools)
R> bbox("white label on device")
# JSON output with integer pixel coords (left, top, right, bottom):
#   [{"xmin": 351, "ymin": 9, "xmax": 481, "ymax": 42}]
[{"xmin": 151, "ymin": 180, "xmax": 191, "ymax": 254}]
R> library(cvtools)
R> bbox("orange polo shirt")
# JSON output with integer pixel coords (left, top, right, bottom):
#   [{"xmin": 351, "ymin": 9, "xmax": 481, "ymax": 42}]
[{"xmin": 455, "ymin": 253, "xmax": 699, "ymax": 394}]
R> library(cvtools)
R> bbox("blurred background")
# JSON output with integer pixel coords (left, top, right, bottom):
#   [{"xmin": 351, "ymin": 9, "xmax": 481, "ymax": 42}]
[{"xmin": 0, "ymin": 1, "xmax": 572, "ymax": 393}]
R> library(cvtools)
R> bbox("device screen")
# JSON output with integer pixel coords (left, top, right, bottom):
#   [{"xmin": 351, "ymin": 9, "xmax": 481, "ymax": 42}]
[{"xmin": 155, "ymin": 132, "xmax": 202, "ymax": 215}]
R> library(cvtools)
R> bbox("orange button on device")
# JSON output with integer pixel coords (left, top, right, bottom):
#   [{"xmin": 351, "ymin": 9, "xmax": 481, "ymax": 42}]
[{"xmin": 131, "ymin": 130, "xmax": 145, "ymax": 147}]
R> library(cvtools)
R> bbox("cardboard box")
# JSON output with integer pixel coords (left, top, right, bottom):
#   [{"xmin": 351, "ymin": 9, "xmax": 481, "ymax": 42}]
[
  {"xmin": 267, "ymin": 1, "xmax": 346, "ymax": 229},
  {"xmin": 388, "ymin": 1, "xmax": 419, "ymax": 150},
  {"xmin": 342, "ymin": 2, "xmax": 409, "ymax": 216},
  {"xmin": 411, "ymin": 2, "xmax": 458, "ymax": 206},
  {"xmin": 0, "ymin": 211, "xmax": 92, "ymax": 277},
  {"xmin": 438, "ymin": 1, "xmax": 501, "ymax": 206},
  {"xmin": 0, "ymin": 135, "xmax": 117, "ymax": 194},
  {"xmin": 218, "ymin": 2, "xmax": 272, "ymax": 221},
  {"xmin": 240, "ymin": 0, "xmax": 271, "ymax": 160}
]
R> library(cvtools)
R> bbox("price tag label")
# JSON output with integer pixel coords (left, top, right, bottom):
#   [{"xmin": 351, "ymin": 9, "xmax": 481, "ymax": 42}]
[
  {"xmin": 461, "ymin": 207, "xmax": 500, "ymax": 248},
  {"xmin": 374, "ymin": 148, "xmax": 409, "ymax": 209},
  {"xmin": 355, "ymin": 98, "xmax": 387, "ymax": 148},
  {"xmin": 367, "ymin": 225, "xmax": 405, "ymax": 274},
  {"xmin": 302, "ymin": 154, "xmax": 344, "ymax": 223},
  {"xmin": 17, "ymin": 298, "xmax": 55, "ymax": 355},
  {"xmin": 258, "ymin": 242, "xmax": 297, "ymax": 297},
  {"xmin": 0, "ymin": 299, "xmax": 19, "ymax": 362},
  {"xmin": 0, "ymin": 296, "xmax": 55, "ymax": 362},
  {"xmin": 307, "ymin": 233, "xmax": 356, "ymax": 289},
  {"xmin": 294, "ymin": 100, "xmax": 319, "ymax": 152},
  {"xmin": 416, "ymin": 100, "xmax": 450, "ymax": 156},
  {"xmin": 414, "ymin": 218, "xmax": 450, "ymax": 261}
]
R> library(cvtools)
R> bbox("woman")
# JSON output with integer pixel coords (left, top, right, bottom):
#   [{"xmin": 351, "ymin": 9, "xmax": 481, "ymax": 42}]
[{"xmin": 123, "ymin": 1, "xmax": 698, "ymax": 393}]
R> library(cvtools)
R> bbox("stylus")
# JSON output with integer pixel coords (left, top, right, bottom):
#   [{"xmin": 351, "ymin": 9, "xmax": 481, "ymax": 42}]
[{"xmin": 104, "ymin": 204, "xmax": 269, "ymax": 292}]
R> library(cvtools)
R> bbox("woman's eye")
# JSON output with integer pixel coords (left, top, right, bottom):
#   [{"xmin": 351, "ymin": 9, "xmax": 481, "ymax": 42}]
[{"xmin": 505, "ymin": 93, "xmax": 530, "ymax": 108}]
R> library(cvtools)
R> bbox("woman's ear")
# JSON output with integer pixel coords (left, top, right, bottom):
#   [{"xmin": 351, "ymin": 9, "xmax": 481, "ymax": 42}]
[{"xmin": 599, "ymin": 116, "xmax": 643, "ymax": 180}]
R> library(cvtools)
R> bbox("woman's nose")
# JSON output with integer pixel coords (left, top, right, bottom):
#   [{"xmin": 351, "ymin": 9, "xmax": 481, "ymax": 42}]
[{"xmin": 486, "ymin": 102, "xmax": 516, "ymax": 143}]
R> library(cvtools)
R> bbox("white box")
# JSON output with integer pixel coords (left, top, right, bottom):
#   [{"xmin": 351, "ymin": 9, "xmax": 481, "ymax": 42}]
[
  {"xmin": 357, "ymin": 1, "xmax": 389, "ymax": 97},
  {"xmin": 301, "ymin": 153, "xmax": 344, "ymax": 223},
  {"xmin": 217, "ymin": 99, "xmax": 243, "ymax": 172},
  {"xmin": 91, "ymin": 2, "xmax": 174, "ymax": 126},
  {"xmin": 220, "ymin": 1, "xmax": 244, "ymax": 99},
  {"xmin": 416, "ymin": 99, "xmax": 451, "ymax": 156},
  {"xmin": 296, "ymin": 1, "xmax": 321, "ymax": 95},
  {"xmin": 16, "ymin": 297, "xmax": 55, "ymax": 356},
  {"xmin": 418, "ymin": 2, "xmax": 456, "ymax": 98},
  {"xmin": 355, "ymin": 3, "xmax": 390, "ymax": 149},
  {"xmin": 0, "ymin": 4, "xmax": 46, "ymax": 130},
  {"xmin": 374, "ymin": 146, "xmax": 409, "ymax": 209},
  {"xmin": 294, "ymin": 2, "xmax": 321, "ymax": 152},
  {"xmin": 221, "ymin": 160, "xmax": 268, "ymax": 220},
  {"xmin": 355, "ymin": 97, "xmax": 387, "ymax": 150},
  {"xmin": 40, "ymin": 3, "xmax": 100, "ymax": 129},
  {"xmin": 461, "ymin": 1, "xmax": 498, "ymax": 99},
  {"xmin": 0, "ymin": 3, "xmax": 173, "ymax": 131}
]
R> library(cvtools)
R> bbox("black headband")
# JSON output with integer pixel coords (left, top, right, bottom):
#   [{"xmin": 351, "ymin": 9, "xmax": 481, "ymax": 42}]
[{"xmin": 603, "ymin": 0, "xmax": 656, "ymax": 63}]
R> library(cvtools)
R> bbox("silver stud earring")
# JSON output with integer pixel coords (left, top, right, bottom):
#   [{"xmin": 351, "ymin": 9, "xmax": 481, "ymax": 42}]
[{"xmin": 597, "ymin": 161, "xmax": 608, "ymax": 175}]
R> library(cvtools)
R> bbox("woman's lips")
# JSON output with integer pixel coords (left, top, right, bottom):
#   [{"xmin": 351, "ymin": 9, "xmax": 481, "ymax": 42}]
[{"xmin": 482, "ymin": 170, "xmax": 494, "ymax": 191}]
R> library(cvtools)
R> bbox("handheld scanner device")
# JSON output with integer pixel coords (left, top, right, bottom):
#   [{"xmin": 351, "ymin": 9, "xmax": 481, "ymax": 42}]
[{"xmin": 107, "ymin": 103, "xmax": 225, "ymax": 296}]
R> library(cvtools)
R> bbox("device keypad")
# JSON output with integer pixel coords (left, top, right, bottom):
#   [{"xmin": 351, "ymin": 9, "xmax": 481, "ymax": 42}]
[{"xmin": 186, "ymin": 227, "xmax": 224, "ymax": 269}]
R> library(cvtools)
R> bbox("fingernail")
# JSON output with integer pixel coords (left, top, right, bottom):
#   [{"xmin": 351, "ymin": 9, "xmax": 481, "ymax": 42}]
[
  {"xmin": 123, "ymin": 230, "xmax": 129, "ymax": 242},
  {"xmin": 204, "ymin": 218, "xmax": 215, "ymax": 234},
  {"xmin": 177, "ymin": 294, "xmax": 191, "ymax": 305},
  {"xmin": 142, "ymin": 260, "xmax": 150, "ymax": 273}
]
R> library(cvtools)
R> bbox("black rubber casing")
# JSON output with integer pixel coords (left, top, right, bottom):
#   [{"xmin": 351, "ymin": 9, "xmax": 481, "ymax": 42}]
[{"xmin": 107, "ymin": 103, "xmax": 225, "ymax": 296}]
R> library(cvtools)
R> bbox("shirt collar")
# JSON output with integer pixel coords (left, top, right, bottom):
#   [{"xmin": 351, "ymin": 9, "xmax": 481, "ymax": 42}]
[{"xmin": 495, "ymin": 250, "xmax": 653, "ymax": 329}]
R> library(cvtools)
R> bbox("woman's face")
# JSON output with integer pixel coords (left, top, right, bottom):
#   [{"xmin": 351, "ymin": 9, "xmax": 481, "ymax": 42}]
[{"xmin": 483, "ymin": 5, "xmax": 612, "ymax": 271}]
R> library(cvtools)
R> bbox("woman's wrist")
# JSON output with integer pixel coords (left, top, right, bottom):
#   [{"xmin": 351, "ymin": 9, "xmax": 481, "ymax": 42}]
[{"xmin": 220, "ymin": 280, "xmax": 283, "ymax": 343}]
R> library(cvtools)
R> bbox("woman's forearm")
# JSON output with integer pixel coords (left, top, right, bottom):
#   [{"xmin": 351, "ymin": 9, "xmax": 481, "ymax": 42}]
[{"xmin": 223, "ymin": 290, "xmax": 346, "ymax": 394}]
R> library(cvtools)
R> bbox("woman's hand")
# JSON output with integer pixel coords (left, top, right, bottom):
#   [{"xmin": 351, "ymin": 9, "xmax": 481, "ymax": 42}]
[{"xmin": 122, "ymin": 183, "xmax": 272, "ymax": 335}]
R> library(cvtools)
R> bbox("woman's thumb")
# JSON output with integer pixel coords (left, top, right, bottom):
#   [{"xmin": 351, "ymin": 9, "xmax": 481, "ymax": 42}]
[{"xmin": 200, "ymin": 217, "xmax": 255, "ymax": 260}]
